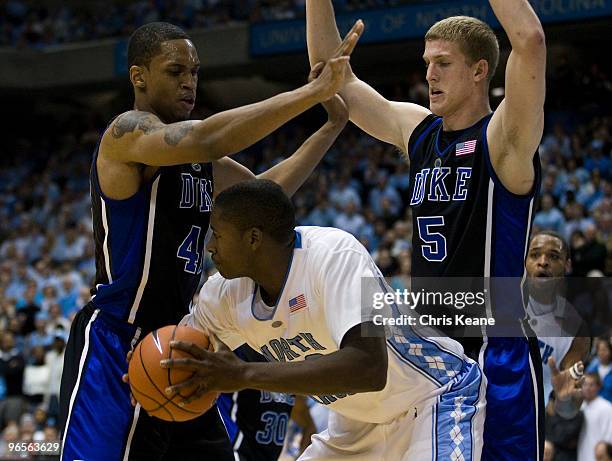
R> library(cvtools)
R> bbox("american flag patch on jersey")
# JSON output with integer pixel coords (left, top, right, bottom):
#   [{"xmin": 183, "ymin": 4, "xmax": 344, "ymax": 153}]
[
  {"xmin": 289, "ymin": 294, "xmax": 307, "ymax": 313},
  {"xmin": 456, "ymin": 140, "xmax": 477, "ymax": 156}
]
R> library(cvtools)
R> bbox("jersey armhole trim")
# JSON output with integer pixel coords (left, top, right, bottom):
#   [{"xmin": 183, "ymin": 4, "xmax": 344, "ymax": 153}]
[
  {"xmin": 408, "ymin": 115, "xmax": 441, "ymax": 160},
  {"xmin": 92, "ymin": 133, "xmax": 163, "ymax": 203},
  {"xmin": 482, "ymin": 115, "xmax": 541, "ymax": 201}
]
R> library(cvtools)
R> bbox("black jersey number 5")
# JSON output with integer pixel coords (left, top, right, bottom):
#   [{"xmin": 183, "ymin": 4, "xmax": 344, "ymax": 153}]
[{"xmin": 416, "ymin": 216, "xmax": 447, "ymax": 262}]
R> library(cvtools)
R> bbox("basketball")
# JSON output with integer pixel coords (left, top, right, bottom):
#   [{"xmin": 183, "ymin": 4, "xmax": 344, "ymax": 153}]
[{"xmin": 128, "ymin": 325, "xmax": 218, "ymax": 422}]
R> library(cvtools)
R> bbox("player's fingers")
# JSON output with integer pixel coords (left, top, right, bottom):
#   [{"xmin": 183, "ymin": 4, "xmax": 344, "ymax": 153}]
[
  {"xmin": 122, "ymin": 373, "xmax": 129, "ymax": 383},
  {"xmin": 169, "ymin": 340, "xmax": 207, "ymax": 359},
  {"xmin": 334, "ymin": 20, "xmax": 364, "ymax": 57},
  {"xmin": 130, "ymin": 394, "xmax": 137, "ymax": 407},
  {"xmin": 329, "ymin": 56, "xmax": 350, "ymax": 73},
  {"xmin": 569, "ymin": 361, "xmax": 584, "ymax": 380},
  {"xmin": 547, "ymin": 356, "xmax": 559, "ymax": 376},
  {"xmin": 308, "ymin": 62, "xmax": 325, "ymax": 82},
  {"xmin": 165, "ymin": 378, "xmax": 202, "ymax": 396},
  {"xmin": 181, "ymin": 386, "xmax": 208, "ymax": 405},
  {"xmin": 125, "ymin": 350, "xmax": 133, "ymax": 363},
  {"xmin": 160, "ymin": 357, "xmax": 203, "ymax": 369}
]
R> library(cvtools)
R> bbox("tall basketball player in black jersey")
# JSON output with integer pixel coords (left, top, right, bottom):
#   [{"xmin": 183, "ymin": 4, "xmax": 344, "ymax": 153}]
[
  {"xmin": 306, "ymin": 1, "xmax": 559, "ymax": 460},
  {"xmin": 59, "ymin": 21, "xmax": 361, "ymax": 461}
]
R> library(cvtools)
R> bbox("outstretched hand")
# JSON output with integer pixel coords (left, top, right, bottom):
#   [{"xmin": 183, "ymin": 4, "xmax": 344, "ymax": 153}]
[
  {"xmin": 309, "ymin": 62, "xmax": 349, "ymax": 126},
  {"xmin": 160, "ymin": 338, "xmax": 246, "ymax": 404},
  {"xmin": 549, "ymin": 357, "xmax": 584, "ymax": 402}
]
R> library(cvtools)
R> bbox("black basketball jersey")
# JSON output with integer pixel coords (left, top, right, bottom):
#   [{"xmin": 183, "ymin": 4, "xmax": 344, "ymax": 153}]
[
  {"xmin": 90, "ymin": 136, "xmax": 213, "ymax": 334},
  {"xmin": 406, "ymin": 114, "xmax": 541, "ymax": 340},
  {"xmin": 407, "ymin": 113, "xmax": 540, "ymax": 278},
  {"xmin": 218, "ymin": 345, "xmax": 294, "ymax": 461}
]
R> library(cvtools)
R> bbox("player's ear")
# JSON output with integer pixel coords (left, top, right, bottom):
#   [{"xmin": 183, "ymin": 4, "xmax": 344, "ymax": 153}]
[
  {"xmin": 565, "ymin": 258, "xmax": 572, "ymax": 275},
  {"xmin": 473, "ymin": 59, "xmax": 488, "ymax": 83},
  {"xmin": 130, "ymin": 65, "xmax": 146, "ymax": 90},
  {"xmin": 246, "ymin": 227, "xmax": 263, "ymax": 250}
]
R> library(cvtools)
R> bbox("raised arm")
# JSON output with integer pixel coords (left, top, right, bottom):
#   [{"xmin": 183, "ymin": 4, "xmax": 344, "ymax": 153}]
[
  {"xmin": 306, "ymin": 1, "xmax": 430, "ymax": 152},
  {"xmin": 550, "ymin": 336, "xmax": 590, "ymax": 418},
  {"xmin": 101, "ymin": 56, "xmax": 351, "ymax": 168},
  {"xmin": 213, "ymin": 64, "xmax": 350, "ymax": 198},
  {"xmin": 487, "ymin": 0, "xmax": 546, "ymax": 194}
]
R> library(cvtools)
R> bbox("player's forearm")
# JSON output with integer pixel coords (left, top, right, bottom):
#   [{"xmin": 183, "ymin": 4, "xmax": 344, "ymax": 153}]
[
  {"xmin": 241, "ymin": 346, "xmax": 387, "ymax": 395},
  {"xmin": 306, "ymin": 0, "xmax": 343, "ymax": 67},
  {"xmin": 489, "ymin": 0, "xmax": 544, "ymax": 51},
  {"xmin": 257, "ymin": 121, "xmax": 344, "ymax": 197},
  {"xmin": 196, "ymin": 85, "xmax": 321, "ymax": 160}
]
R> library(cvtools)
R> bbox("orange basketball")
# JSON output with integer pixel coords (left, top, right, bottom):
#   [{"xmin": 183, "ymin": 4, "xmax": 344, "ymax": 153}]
[{"xmin": 128, "ymin": 325, "xmax": 218, "ymax": 422}]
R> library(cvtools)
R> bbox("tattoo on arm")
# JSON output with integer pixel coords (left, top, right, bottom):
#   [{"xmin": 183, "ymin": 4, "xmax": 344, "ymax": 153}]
[
  {"xmin": 111, "ymin": 112, "xmax": 163, "ymax": 138},
  {"xmin": 163, "ymin": 121, "xmax": 195, "ymax": 146},
  {"xmin": 111, "ymin": 111, "xmax": 194, "ymax": 146}
]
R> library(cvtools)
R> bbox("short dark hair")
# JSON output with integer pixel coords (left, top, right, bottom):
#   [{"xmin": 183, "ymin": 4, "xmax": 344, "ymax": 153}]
[
  {"xmin": 585, "ymin": 372, "xmax": 602, "ymax": 386},
  {"xmin": 530, "ymin": 230, "xmax": 570, "ymax": 260},
  {"xmin": 214, "ymin": 179, "xmax": 295, "ymax": 244},
  {"xmin": 127, "ymin": 22, "xmax": 191, "ymax": 68},
  {"xmin": 597, "ymin": 336, "xmax": 612, "ymax": 354}
]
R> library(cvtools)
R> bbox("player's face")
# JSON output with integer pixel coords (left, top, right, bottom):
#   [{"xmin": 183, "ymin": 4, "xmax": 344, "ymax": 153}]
[
  {"xmin": 207, "ymin": 211, "xmax": 249, "ymax": 279},
  {"xmin": 423, "ymin": 39, "xmax": 481, "ymax": 117},
  {"xmin": 582, "ymin": 376, "xmax": 600, "ymax": 401},
  {"xmin": 597, "ymin": 340, "xmax": 611, "ymax": 364},
  {"xmin": 526, "ymin": 235, "xmax": 569, "ymax": 279},
  {"xmin": 143, "ymin": 39, "xmax": 199, "ymax": 122}
]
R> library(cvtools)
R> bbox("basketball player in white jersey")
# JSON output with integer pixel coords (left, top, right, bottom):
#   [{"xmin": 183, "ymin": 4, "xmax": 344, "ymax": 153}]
[
  {"xmin": 164, "ymin": 179, "xmax": 485, "ymax": 460},
  {"xmin": 525, "ymin": 231, "xmax": 590, "ymax": 417}
]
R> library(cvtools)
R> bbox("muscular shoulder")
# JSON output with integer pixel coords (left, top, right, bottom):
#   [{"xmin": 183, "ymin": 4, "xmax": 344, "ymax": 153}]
[
  {"xmin": 101, "ymin": 111, "xmax": 193, "ymax": 159},
  {"xmin": 107, "ymin": 111, "xmax": 164, "ymax": 141}
]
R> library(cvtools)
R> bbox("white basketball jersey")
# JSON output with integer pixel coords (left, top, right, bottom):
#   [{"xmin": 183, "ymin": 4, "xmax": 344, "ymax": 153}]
[
  {"xmin": 189, "ymin": 226, "xmax": 470, "ymax": 424},
  {"xmin": 526, "ymin": 296, "xmax": 577, "ymax": 403}
]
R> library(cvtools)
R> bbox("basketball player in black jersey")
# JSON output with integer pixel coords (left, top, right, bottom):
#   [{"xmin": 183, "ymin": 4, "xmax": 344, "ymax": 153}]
[
  {"xmin": 59, "ymin": 21, "xmax": 360, "ymax": 461},
  {"xmin": 308, "ymin": 1, "xmax": 549, "ymax": 460}
]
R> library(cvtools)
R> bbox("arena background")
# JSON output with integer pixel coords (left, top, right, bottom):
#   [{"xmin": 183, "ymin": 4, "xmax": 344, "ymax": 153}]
[{"xmin": 0, "ymin": 0, "xmax": 610, "ymax": 460}]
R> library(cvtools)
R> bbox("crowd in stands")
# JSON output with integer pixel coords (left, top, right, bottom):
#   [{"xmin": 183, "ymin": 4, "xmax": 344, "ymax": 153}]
[{"xmin": 0, "ymin": 0, "xmax": 433, "ymax": 48}]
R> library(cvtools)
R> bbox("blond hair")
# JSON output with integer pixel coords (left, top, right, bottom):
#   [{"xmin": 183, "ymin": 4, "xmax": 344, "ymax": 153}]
[{"xmin": 425, "ymin": 16, "xmax": 499, "ymax": 82}]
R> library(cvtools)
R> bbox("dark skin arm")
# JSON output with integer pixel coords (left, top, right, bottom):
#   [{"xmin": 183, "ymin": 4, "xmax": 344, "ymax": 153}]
[
  {"xmin": 549, "ymin": 336, "xmax": 591, "ymax": 418},
  {"xmin": 212, "ymin": 62, "xmax": 350, "ymax": 199},
  {"xmin": 291, "ymin": 396, "xmax": 317, "ymax": 454},
  {"xmin": 101, "ymin": 22, "xmax": 362, "ymax": 168},
  {"xmin": 98, "ymin": 24, "xmax": 362, "ymax": 200},
  {"xmin": 161, "ymin": 323, "xmax": 388, "ymax": 402}
]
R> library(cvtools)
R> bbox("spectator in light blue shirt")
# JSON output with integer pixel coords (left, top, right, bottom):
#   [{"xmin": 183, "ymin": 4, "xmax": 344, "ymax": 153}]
[
  {"xmin": 369, "ymin": 172, "xmax": 401, "ymax": 217},
  {"xmin": 306, "ymin": 197, "xmax": 336, "ymax": 228},
  {"xmin": 584, "ymin": 150, "xmax": 611, "ymax": 180},
  {"xmin": 533, "ymin": 194, "xmax": 566, "ymax": 234},
  {"xmin": 329, "ymin": 176, "xmax": 361, "ymax": 210},
  {"xmin": 26, "ymin": 313, "xmax": 52, "ymax": 353},
  {"xmin": 389, "ymin": 162, "xmax": 410, "ymax": 194},
  {"xmin": 333, "ymin": 201, "xmax": 365, "ymax": 237}
]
